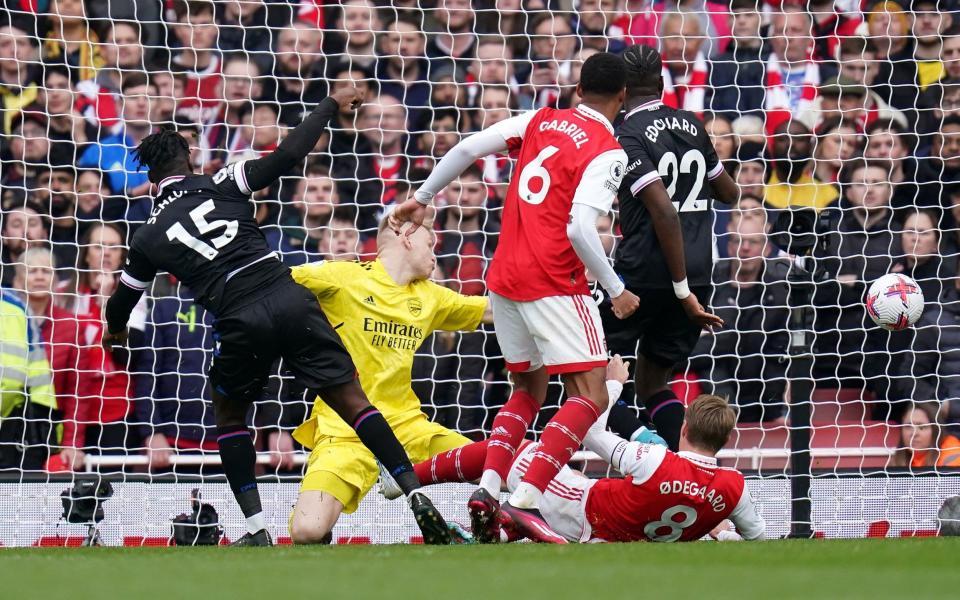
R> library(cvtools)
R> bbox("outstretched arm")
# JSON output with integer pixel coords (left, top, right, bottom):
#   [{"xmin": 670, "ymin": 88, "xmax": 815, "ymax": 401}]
[
  {"xmin": 241, "ymin": 87, "xmax": 363, "ymax": 193},
  {"xmin": 390, "ymin": 110, "xmax": 539, "ymax": 229}
]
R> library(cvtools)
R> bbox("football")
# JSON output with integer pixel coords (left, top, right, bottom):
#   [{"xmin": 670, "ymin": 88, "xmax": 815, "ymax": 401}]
[{"xmin": 865, "ymin": 273, "xmax": 925, "ymax": 331}]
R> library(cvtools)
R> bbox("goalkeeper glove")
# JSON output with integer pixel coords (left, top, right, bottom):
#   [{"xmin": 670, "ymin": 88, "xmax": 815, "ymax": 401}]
[{"xmin": 631, "ymin": 426, "xmax": 668, "ymax": 447}]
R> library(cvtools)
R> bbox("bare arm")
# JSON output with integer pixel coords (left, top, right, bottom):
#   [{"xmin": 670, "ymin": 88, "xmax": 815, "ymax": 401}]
[{"xmin": 711, "ymin": 169, "xmax": 740, "ymax": 205}]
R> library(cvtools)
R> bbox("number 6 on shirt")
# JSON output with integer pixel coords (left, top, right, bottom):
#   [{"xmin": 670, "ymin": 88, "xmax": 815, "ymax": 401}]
[{"xmin": 518, "ymin": 145, "xmax": 561, "ymax": 205}]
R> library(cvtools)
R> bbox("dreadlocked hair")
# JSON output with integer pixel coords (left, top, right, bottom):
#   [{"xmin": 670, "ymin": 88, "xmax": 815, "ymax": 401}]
[
  {"xmin": 622, "ymin": 44, "xmax": 662, "ymax": 92},
  {"xmin": 133, "ymin": 127, "xmax": 191, "ymax": 182}
]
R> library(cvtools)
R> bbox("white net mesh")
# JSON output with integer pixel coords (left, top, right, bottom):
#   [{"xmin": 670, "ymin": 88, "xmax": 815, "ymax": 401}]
[{"xmin": 0, "ymin": 0, "xmax": 959, "ymax": 545}]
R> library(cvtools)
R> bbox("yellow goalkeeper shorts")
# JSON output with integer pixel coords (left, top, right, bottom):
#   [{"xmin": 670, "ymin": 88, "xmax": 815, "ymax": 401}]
[{"xmin": 300, "ymin": 416, "xmax": 470, "ymax": 513}]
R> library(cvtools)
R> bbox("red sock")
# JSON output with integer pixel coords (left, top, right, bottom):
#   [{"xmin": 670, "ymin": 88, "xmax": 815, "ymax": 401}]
[
  {"xmin": 483, "ymin": 390, "xmax": 541, "ymax": 480},
  {"xmin": 522, "ymin": 396, "xmax": 601, "ymax": 492},
  {"xmin": 414, "ymin": 440, "xmax": 490, "ymax": 485}
]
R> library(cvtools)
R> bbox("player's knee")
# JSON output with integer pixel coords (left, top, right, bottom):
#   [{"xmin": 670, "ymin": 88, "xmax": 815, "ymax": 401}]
[{"xmin": 289, "ymin": 514, "xmax": 335, "ymax": 545}]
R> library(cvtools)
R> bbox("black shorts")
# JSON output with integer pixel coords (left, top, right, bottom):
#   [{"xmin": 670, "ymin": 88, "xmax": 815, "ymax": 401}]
[
  {"xmin": 208, "ymin": 277, "xmax": 356, "ymax": 402},
  {"xmin": 599, "ymin": 285, "xmax": 710, "ymax": 368}
]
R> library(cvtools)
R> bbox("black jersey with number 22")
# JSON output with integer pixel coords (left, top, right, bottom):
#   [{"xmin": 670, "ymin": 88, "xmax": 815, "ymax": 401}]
[
  {"xmin": 121, "ymin": 160, "xmax": 289, "ymax": 315},
  {"xmin": 614, "ymin": 100, "xmax": 724, "ymax": 290}
]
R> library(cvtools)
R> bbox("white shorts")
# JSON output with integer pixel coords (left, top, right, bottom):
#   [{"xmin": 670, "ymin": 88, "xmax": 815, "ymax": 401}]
[
  {"xmin": 490, "ymin": 292, "xmax": 607, "ymax": 375},
  {"xmin": 507, "ymin": 442, "xmax": 596, "ymax": 543}
]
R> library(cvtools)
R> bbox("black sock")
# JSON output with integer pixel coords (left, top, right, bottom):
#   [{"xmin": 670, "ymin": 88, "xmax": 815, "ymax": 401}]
[
  {"xmin": 607, "ymin": 400, "xmax": 646, "ymax": 440},
  {"xmin": 351, "ymin": 406, "xmax": 420, "ymax": 495},
  {"xmin": 644, "ymin": 389, "xmax": 684, "ymax": 452},
  {"xmin": 217, "ymin": 425, "xmax": 263, "ymax": 518}
]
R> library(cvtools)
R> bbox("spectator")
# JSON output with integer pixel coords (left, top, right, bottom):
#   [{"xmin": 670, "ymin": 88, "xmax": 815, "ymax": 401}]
[
  {"xmin": 472, "ymin": 84, "xmax": 514, "ymax": 130},
  {"xmin": 834, "ymin": 38, "xmax": 909, "ymax": 129},
  {"xmin": 201, "ymin": 55, "xmax": 262, "ymax": 167},
  {"xmin": 735, "ymin": 141, "xmax": 767, "ymax": 200},
  {"xmin": 807, "ymin": 0, "xmax": 863, "ymax": 63},
  {"xmin": 864, "ymin": 119, "xmax": 920, "ymax": 208},
  {"xmin": 709, "ymin": 0, "xmax": 768, "ymax": 119},
  {"xmin": 704, "ymin": 113, "xmax": 736, "ymax": 167},
  {"xmin": 69, "ymin": 223, "xmax": 145, "ymax": 456},
  {"xmin": 436, "ymin": 164, "xmax": 499, "ymax": 297},
  {"xmin": 660, "ymin": 11, "xmax": 709, "ymax": 115},
  {"xmin": 74, "ymin": 169, "xmax": 123, "ymax": 237},
  {"xmin": 326, "ymin": 65, "xmax": 378, "ymax": 223},
  {"xmin": 564, "ymin": 47, "xmax": 601, "ymax": 109},
  {"xmin": 0, "ymin": 19, "xmax": 42, "ymax": 133},
  {"xmin": 268, "ymin": 23, "xmax": 329, "ymax": 128},
  {"xmin": 34, "ymin": 164, "xmax": 79, "ymax": 269},
  {"xmin": 359, "ymin": 94, "xmax": 410, "ymax": 207},
  {"xmin": 527, "ymin": 13, "xmax": 577, "ymax": 107},
  {"xmin": 42, "ymin": 0, "xmax": 104, "ymax": 82},
  {"xmin": 472, "ymin": 85, "xmax": 515, "ymax": 198},
  {"xmin": 92, "ymin": 20, "xmax": 143, "ymax": 94},
  {"xmin": 0, "ymin": 286, "xmax": 57, "ymax": 471},
  {"xmin": 216, "ymin": 0, "xmax": 281, "ymax": 72},
  {"xmin": 13, "ymin": 247, "xmax": 88, "ymax": 471},
  {"xmin": 77, "ymin": 72, "xmax": 153, "ymax": 220},
  {"xmin": 816, "ymin": 76, "xmax": 872, "ymax": 128},
  {"xmin": 891, "ymin": 402, "xmax": 960, "ymax": 469},
  {"xmin": 814, "ymin": 158, "xmax": 902, "ymax": 405},
  {"xmin": 764, "ymin": 120, "xmax": 839, "ymax": 210},
  {"xmin": 897, "ymin": 285, "xmax": 960, "ymax": 425},
  {"xmin": 690, "ymin": 216, "xmax": 789, "ymax": 423},
  {"xmin": 467, "ymin": 36, "xmax": 529, "ymax": 109},
  {"xmin": 910, "ymin": 0, "xmax": 951, "ymax": 91},
  {"xmin": 37, "ymin": 65, "xmax": 96, "ymax": 161},
  {"xmin": 377, "ymin": 16, "xmax": 431, "ymax": 129},
  {"xmin": 0, "ymin": 199, "xmax": 48, "ymax": 287},
  {"xmin": 134, "ymin": 283, "xmax": 213, "ymax": 471},
  {"xmin": 170, "ymin": 0, "xmax": 222, "ymax": 113},
  {"xmin": 429, "ymin": 62, "xmax": 467, "ymax": 108},
  {"xmin": 893, "ymin": 208, "xmax": 953, "ymax": 302},
  {"xmin": 867, "ymin": 1, "xmax": 921, "ymax": 115},
  {"xmin": 915, "ymin": 115, "xmax": 960, "ymax": 205},
  {"xmin": 765, "ymin": 7, "xmax": 821, "ymax": 132},
  {"xmin": 575, "ymin": 0, "xmax": 626, "ymax": 53},
  {"xmin": 413, "ymin": 107, "xmax": 460, "ymax": 170},
  {"xmin": 147, "ymin": 67, "xmax": 182, "ymax": 126},
  {"xmin": 273, "ymin": 164, "xmax": 344, "ymax": 265},
  {"xmin": 427, "ymin": 0, "xmax": 478, "ymax": 71},
  {"xmin": 316, "ymin": 214, "xmax": 362, "ymax": 262},
  {"xmin": 813, "ymin": 117, "xmax": 861, "ymax": 183},
  {"xmin": 619, "ymin": 1, "xmax": 731, "ymax": 57},
  {"xmin": 333, "ymin": 0, "xmax": 380, "ymax": 71},
  {"xmin": 2, "ymin": 112, "xmax": 51, "ymax": 189}
]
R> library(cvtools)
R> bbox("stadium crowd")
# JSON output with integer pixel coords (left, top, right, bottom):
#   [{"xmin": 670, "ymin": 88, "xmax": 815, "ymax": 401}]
[{"xmin": 1, "ymin": 0, "xmax": 960, "ymax": 474}]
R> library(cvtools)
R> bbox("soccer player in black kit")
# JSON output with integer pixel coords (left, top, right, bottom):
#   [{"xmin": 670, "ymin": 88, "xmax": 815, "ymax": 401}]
[
  {"xmin": 599, "ymin": 45, "xmax": 739, "ymax": 451},
  {"xmin": 101, "ymin": 87, "xmax": 453, "ymax": 546}
]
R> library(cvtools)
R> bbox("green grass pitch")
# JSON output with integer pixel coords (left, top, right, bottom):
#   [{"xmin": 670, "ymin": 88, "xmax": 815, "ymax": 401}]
[{"xmin": 2, "ymin": 538, "xmax": 958, "ymax": 600}]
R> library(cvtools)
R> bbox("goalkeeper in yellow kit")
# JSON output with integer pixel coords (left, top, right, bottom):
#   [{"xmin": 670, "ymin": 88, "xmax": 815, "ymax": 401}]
[{"xmin": 287, "ymin": 215, "xmax": 490, "ymax": 544}]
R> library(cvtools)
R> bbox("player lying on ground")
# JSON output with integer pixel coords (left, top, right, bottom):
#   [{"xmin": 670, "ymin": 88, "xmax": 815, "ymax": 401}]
[
  {"xmin": 392, "ymin": 51, "xmax": 641, "ymax": 544},
  {"xmin": 285, "ymin": 214, "xmax": 493, "ymax": 544},
  {"xmin": 383, "ymin": 381, "xmax": 765, "ymax": 543},
  {"xmin": 601, "ymin": 44, "xmax": 738, "ymax": 451},
  {"xmin": 102, "ymin": 88, "xmax": 452, "ymax": 546}
]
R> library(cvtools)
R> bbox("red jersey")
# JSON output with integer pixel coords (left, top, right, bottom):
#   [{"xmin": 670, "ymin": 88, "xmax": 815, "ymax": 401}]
[
  {"xmin": 484, "ymin": 106, "xmax": 627, "ymax": 302},
  {"xmin": 585, "ymin": 443, "xmax": 761, "ymax": 542}
]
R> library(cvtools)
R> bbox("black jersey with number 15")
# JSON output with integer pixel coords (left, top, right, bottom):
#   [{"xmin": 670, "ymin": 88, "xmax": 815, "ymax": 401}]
[
  {"xmin": 120, "ymin": 160, "xmax": 289, "ymax": 315},
  {"xmin": 614, "ymin": 100, "xmax": 725, "ymax": 290}
]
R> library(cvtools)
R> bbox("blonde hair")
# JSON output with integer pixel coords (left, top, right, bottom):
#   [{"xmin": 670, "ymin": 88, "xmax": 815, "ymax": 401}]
[{"xmin": 685, "ymin": 395, "xmax": 737, "ymax": 454}]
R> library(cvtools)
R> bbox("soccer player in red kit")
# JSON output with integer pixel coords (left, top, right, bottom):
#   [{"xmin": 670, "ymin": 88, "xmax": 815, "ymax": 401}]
[
  {"xmin": 391, "ymin": 52, "xmax": 641, "ymax": 543},
  {"xmin": 383, "ymin": 389, "xmax": 766, "ymax": 544}
]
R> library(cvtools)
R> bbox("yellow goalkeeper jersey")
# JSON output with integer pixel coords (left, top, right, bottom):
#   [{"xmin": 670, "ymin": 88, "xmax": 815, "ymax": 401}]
[{"xmin": 290, "ymin": 259, "xmax": 487, "ymax": 447}]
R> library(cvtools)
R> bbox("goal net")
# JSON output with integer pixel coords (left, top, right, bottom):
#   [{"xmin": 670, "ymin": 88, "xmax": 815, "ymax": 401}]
[{"xmin": 0, "ymin": 0, "xmax": 958, "ymax": 545}]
